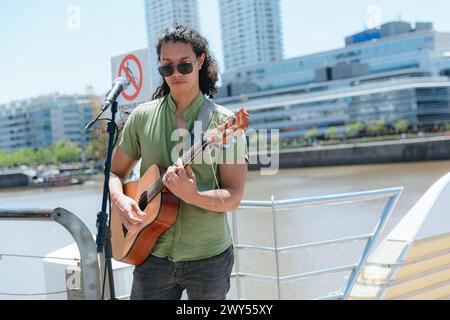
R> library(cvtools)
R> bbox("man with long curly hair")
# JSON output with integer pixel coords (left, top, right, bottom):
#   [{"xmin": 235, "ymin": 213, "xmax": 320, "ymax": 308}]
[{"xmin": 109, "ymin": 24, "xmax": 248, "ymax": 300}]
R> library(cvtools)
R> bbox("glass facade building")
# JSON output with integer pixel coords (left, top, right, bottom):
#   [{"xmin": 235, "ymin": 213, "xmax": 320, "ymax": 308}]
[{"xmin": 216, "ymin": 21, "xmax": 450, "ymax": 141}]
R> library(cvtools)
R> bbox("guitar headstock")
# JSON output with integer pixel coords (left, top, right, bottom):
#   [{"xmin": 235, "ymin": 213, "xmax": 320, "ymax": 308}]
[{"xmin": 206, "ymin": 108, "xmax": 250, "ymax": 146}]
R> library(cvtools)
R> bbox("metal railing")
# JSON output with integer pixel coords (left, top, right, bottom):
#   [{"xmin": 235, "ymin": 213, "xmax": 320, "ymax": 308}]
[
  {"xmin": 0, "ymin": 187, "xmax": 402, "ymax": 300},
  {"xmin": 230, "ymin": 187, "xmax": 403, "ymax": 300},
  {"xmin": 0, "ymin": 208, "xmax": 100, "ymax": 300}
]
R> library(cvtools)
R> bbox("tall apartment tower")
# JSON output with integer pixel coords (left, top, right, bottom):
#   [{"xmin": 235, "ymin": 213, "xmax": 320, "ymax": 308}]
[
  {"xmin": 219, "ymin": 0, "xmax": 284, "ymax": 71},
  {"xmin": 144, "ymin": 0, "xmax": 201, "ymax": 93}
]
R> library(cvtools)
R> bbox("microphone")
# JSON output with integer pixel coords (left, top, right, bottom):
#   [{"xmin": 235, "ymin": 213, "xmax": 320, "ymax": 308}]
[
  {"xmin": 101, "ymin": 76, "xmax": 130, "ymax": 111},
  {"xmin": 85, "ymin": 76, "xmax": 130, "ymax": 130}
]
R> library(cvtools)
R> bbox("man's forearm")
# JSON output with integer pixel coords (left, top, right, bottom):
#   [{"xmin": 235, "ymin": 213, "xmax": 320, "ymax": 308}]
[
  {"xmin": 188, "ymin": 188, "xmax": 241, "ymax": 213},
  {"xmin": 109, "ymin": 173, "xmax": 124, "ymax": 199}
]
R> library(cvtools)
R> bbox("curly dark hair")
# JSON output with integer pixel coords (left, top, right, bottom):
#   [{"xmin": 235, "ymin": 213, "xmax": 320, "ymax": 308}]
[{"xmin": 152, "ymin": 24, "xmax": 219, "ymax": 100}]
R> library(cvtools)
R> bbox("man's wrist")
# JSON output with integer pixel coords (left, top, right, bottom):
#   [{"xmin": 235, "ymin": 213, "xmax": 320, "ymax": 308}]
[
  {"xmin": 186, "ymin": 190, "xmax": 201, "ymax": 205},
  {"xmin": 110, "ymin": 172, "xmax": 125, "ymax": 184},
  {"xmin": 110, "ymin": 191, "xmax": 121, "ymax": 201}
]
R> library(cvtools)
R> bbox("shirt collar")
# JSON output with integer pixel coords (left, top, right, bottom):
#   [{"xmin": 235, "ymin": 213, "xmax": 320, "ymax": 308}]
[{"xmin": 167, "ymin": 92, "xmax": 205, "ymax": 121}]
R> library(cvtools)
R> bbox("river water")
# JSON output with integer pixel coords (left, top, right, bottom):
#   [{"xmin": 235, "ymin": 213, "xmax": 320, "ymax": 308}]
[{"xmin": 1, "ymin": 160, "xmax": 449, "ymax": 299}]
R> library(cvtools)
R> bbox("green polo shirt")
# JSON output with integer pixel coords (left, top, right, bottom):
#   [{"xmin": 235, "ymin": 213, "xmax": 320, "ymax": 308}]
[{"xmin": 117, "ymin": 92, "xmax": 248, "ymax": 261}]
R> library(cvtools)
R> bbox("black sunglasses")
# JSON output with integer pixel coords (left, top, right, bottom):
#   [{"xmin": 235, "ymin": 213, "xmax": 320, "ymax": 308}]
[{"xmin": 158, "ymin": 57, "xmax": 199, "ymax": 77}]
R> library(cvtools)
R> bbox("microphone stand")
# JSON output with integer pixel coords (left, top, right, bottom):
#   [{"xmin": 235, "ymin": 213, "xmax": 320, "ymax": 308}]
[{"xmin": 85, "ymin": 100, "xmax": 118, "ymax": 300}]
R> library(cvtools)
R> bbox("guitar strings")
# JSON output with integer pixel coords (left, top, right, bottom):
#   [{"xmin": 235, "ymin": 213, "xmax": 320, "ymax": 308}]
[
  {"xmin": 205, "ymin": 143, "xmax": 226, "ymax": 206},
  {"xmin": 138, "ymin": 139, "xmax": 206, "ymax": 204}
]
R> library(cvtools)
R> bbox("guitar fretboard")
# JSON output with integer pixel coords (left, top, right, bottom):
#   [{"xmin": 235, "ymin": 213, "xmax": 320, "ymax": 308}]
[{"xmin": 141, "ymin": 138, "xmax": 206, "ymax": 205}]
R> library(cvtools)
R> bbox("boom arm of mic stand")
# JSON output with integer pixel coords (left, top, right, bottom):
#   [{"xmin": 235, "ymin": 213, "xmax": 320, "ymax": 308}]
[{"xmin": 85, "ymin": 102, "xmax": 111, "ymax": 130}]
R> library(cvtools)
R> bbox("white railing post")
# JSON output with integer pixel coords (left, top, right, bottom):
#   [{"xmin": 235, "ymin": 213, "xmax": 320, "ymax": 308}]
[
  {"xmin": 271, "ymin": 195, "xmax": 282, "ymax": 299},
  {"xmin": 231, "ymin": 209, "xmax": 242, "ymax": 300}
]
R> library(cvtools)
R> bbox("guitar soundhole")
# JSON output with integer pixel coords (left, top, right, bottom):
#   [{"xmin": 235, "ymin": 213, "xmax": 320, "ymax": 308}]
[{"xmin": 138, "ymin": 191, "xmax": 148, "ymax": 211}]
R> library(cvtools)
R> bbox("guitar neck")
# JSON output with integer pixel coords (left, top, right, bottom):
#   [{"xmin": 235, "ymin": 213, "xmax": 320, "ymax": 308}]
[{"xmin": 180, "ymin": 138, "xmax": 205, "ymax": 168}]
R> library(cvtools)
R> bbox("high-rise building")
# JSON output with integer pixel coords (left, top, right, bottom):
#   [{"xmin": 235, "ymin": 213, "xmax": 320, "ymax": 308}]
[
  {"xmin": 219, "ymin": 0, "xmax": 284, "ymax": 71},
  {"xmin": 144, "ymin": 0, "xmax": 201, "ymax": 93}
]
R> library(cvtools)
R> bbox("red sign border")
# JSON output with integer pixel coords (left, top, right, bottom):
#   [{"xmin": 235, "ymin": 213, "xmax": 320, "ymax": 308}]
[{"xmin": 118, "ymin": 54, "xmax": 143, "ymax": 101}]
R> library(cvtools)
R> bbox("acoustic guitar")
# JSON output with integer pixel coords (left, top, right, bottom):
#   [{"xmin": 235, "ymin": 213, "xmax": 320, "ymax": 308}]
[{"xmin": 110, "ymin": 108, "xmax": 249, "ymax": 265}]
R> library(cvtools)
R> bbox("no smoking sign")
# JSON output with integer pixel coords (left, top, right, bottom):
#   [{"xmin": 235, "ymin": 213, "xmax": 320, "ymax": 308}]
[
  {"xmin": 111, "ymin": 48, "xmax": 151, "ymax": 109},
  {"xmin": 118, "ymin": 54, "xmax": 143, "ymax": 101}
]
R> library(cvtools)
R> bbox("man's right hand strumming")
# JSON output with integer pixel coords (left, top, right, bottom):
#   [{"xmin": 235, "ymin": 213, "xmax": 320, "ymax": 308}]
[
  {"xmin": 109, "ymin": 147, "xmax": 143, "ymax": 229},
  {"xmin": 111, "ymin": 192, "xmax": 145, "ymax": 229}
]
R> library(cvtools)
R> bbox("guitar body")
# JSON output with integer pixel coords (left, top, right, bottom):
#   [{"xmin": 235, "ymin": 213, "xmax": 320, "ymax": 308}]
[{"xmin": 110, "ymin": 164, "xmax": 179, "ymax": 265}]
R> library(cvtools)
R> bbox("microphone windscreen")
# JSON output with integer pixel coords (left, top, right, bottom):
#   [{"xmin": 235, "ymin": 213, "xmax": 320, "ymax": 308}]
[{"xmin": 113, "ymin": 76, "xmax": 130, "ymax": 90}]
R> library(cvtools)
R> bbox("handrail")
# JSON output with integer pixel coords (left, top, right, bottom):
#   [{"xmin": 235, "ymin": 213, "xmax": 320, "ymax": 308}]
[
  {"xmin": 231, "ymin": 187, "xmax": 403, "ymax": 300},
  {"xmin": 238, "ymin": 187, "xmax": 402, "ymax": 209},
  {"xmin": 0, "ymin": 208, "xmax": 100, "ymax": 300},
  {"xmin": 236, "ymin": 233, "xmax": 373, "ymax": 252}
]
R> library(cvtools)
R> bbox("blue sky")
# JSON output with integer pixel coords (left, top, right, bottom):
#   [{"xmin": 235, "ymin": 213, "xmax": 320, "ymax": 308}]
[{"xmin": 1, "ymin": 0, "xmax": 450, "ymax": 104}]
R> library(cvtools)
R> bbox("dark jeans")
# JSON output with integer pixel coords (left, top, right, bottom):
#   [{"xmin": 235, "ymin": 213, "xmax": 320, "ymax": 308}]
[{"xmin": 130, "ymin": 245, "xmax": 234, "ymax": 300}]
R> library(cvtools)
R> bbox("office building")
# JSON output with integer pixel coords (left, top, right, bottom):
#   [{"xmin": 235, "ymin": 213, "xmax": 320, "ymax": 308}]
[{"xmin": 216, "ymin": 21, "xmax": 450, "ymax": 141}]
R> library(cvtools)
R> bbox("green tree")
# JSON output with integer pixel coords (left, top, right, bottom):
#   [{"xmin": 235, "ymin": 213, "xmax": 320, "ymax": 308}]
[
  {"xmin": 394, "ymin": 119, "xmax": 409, "ymax": 134},
  {"xmin": 345, "ymin": 121, "xmax": 365, "ymax": 138},
  {"xmin": 85, "ymin": 134, "xmax": 108, "ymax": 161},
  {"xmin": 305, "ymin": 127, "xmax": 318, "ymax": 141},
  {"xmin": 19, "ymin": 148, "xmax": 39, "ymax": 165},
  {"xmin": 443, "ymin": 121, "xmax": 450, "ymax": 132},
  {"xmin": 367, "ymin": 119, "xmax": 387, "ymax": 136},
  {"xmin": 1, "ymin": 148, "xmax": 35, "ymax": 167},
  {"xmin": 52, "ymin": 139, "xmax": 82, "ymax": 163},
  {"xmin": 325, "ymin": 126, "xmax": 338, "ymax": 140},
  {"xmin": 35, "ymin": 147, "xmax": 56, "ymax": 164},
  {"xmin": 0, "ymin": 149, "xmax": 9, "ymax": 168}
]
